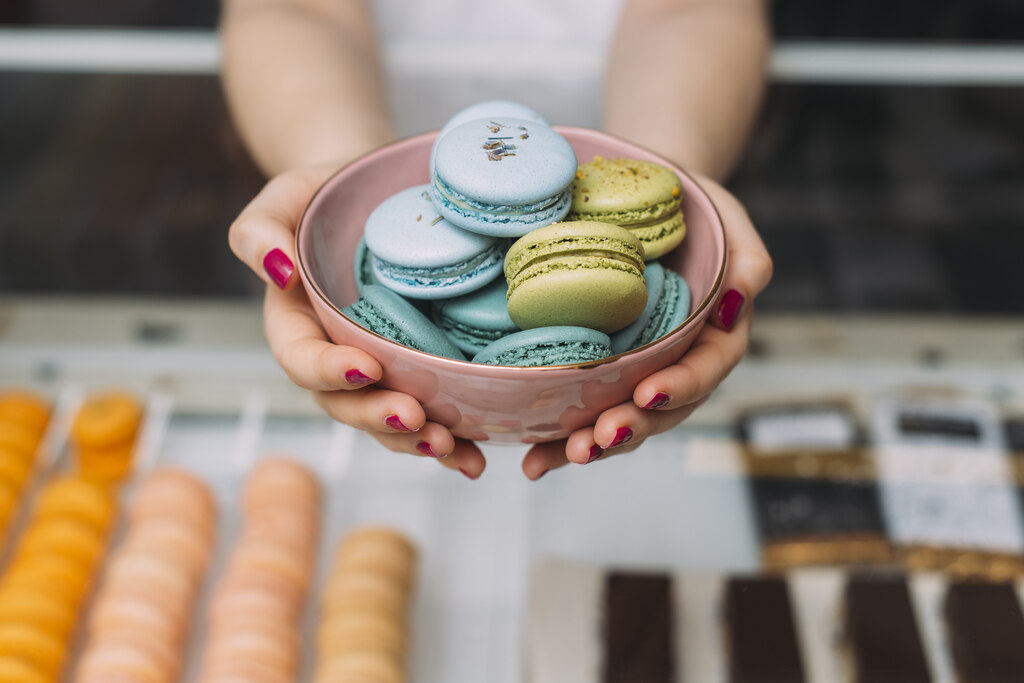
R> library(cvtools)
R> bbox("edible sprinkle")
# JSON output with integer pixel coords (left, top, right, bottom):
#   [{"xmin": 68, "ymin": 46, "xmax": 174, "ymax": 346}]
[
  {"xmin": 575, "ymin": 170, "xmax": 584, "ymax": 179},
  {"xmin": 416, "ymin": 214, "xmax": 422, "ymax": 221},
  {"xmin": 430, "ymin": 216, "xmax": 443, "ymax": 225},
  {"xmin": 671, "ymin": 187, "xmax": 680, "ymax": 197}
]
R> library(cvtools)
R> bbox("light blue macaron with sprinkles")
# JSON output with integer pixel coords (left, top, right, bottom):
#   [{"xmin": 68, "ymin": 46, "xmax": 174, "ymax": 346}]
[
  {"xmin": 472, "ymin": 326, "xmax": 612, "ymax": 367},
  {"xmin": 432, "ymin": 278, "xmax": 520, "ymax": 355},
  {"xmin": 430, "ymin": 100, "xmax": 550, "ymax": 168},
  {"xmin": 342, "ymin": 285, "xmax": 465, "ymax": 360},
  {"xmin": 365, "ymin": 185, "xmax": 505, "ymax": 300},
  {"xmin": 609, "ymin": 262, "xmax": 692, "ymax": 354},
  {"xmin": 431, "ymin": 117, "xmax": 577, "ymax": 237}
]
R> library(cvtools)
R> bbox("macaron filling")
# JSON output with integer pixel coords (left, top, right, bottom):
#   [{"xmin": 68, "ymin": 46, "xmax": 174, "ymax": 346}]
[
  {"xmin": 371, "ymin": 246, "xmax": 504, "ymax": 291},
  {"xmin": 431, "ymin": 174, "xmax": 571, "ymax": 226},
  {"xmin": 435, "ymin": 317, "xmax": 509, "ymax": 351},
  {"xmin": 567, "ymin": 198, "xmax": 681, "ymax": 227},
  {"xmin": 504, "ymin": 237, "xmax": 645, "ymax": 297}
]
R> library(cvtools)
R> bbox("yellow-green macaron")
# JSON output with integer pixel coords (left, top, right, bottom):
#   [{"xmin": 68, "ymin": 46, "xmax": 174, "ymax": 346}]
[{"xmin": 567, "ymin": 157, "xmax": 686, "ymax": 260}]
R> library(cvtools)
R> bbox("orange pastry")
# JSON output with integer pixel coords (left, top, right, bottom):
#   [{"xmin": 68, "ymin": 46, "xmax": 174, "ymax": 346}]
[
  {"xmin": 77, "ymin": 441, "xmax": 137, "ymax": 483},
  {"xmin": 0, "ymin": 420, "xmax": 40, "ymax": 461},
  {"xmin": 0, "ymin": 479, "xmax": 18, "ymax": 525},
  {"xmin": 0, "ymin": 655, "xmax": 48, "ymax": 683},
  {"xmin": 16, "ymin": 518, "xmax": 103, "ymax": 568},
  {"xmin": 3, "ymin": 554, "xmax": 90, "ymax": 605},
  {"xmin": 0, "ymin": 390, "xmax": 50, "ymax": 436},
  {"xmin": 0, "ymin": 448, "xmax": 33, "ymax": 490},
  {"xmin": 0, "ymin": 589, "xmax": 76, "ymax": 639},
  {"xmin": 70, "ymin": 391, "xmax": 142, "ymax": 449},
  {"xmin": 0, "ymin": 622, "xmax": 65, "ymax": 679},
  {"xmin": 32, "ymin": 476, "xmax": 115, "ymax": 532}
]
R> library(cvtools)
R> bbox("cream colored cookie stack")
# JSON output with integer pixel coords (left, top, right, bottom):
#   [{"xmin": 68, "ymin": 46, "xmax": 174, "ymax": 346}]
[
  {"xmin": 314, "ymin": 526, "xmax": 417, "ymax": 683},
  {"xmin": 197, "ymin": 457, "xmax": 321, "ymax": 683},
  {"xmin": 74, "ymin": 468, "xmax": 216, "ymax": 682}
]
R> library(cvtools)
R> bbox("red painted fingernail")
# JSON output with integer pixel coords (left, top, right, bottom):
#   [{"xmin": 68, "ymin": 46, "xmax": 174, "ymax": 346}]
[
  {"xmin": 586, "ymin": 444, "xmax": 604, "ymax": 464},
  {"xmin": 417, "ymin": 441, "xmax": 444, "ymax": 458},
  {"xmin": 385, "ymin": 415, "xmax": 414, "ymax": 432},
  {"xmin": 459, "ymin": 468, "xmax": 477, "ymax": 480},
  {"xmin": 263, "ymin": 248, "xmax": 294, "ymax": 289},
  {"xmin": 609, "ymin": 427, "xmax": 633, "ymax": 448},
  {"xmin": 643, "ymin": 393, "xmax": 671, "ymax": 410},
  {"xmin": 718, "ymin": 288, "xmax": 744, "ymax": 332},
  {"xmin": 345, "ymin": 369, "xmax": 375, "ymax": 386}
]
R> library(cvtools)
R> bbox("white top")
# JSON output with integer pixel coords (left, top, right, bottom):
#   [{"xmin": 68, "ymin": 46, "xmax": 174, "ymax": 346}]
[{"xmin": 370, "ymin": 0, "xmax": 626, "ymax": 134}]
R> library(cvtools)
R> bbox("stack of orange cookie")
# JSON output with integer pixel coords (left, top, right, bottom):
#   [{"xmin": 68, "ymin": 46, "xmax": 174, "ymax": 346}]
[
  {"xmin": 314, "ymin": 526, "xmax": 418, "ymax": 683},
  {"xmin": 73, "ymin": 468, "xmax": 216, "ymax": 682},
  {"xmin": 0, "ymin": 390, "xmax": 52, "ymax": 543},
  {"xmin": 0, "ymin": 475, "xmax": 115, "ymax": 682},
  {"xmin": 70, "ymin": 391, "xmax": 143, "ymax": 485},
  {"xmin": 197, "ymin": 457, "xmax": 321, "ymax": 683}
]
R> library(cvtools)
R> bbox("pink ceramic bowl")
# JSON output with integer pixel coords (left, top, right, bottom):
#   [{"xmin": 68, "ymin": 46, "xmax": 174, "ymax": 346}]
[{"xmin": 296, "ymin": 127, "xmax": 726, "ymax": 444}]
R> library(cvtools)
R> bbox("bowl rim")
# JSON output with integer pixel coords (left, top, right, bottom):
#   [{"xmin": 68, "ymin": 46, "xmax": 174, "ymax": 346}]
[{"xmin": 295, "ymin": 125, "xmax": 727, "ymax": 373}]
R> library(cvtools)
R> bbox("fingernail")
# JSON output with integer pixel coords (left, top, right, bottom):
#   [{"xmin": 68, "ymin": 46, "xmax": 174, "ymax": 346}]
[
  {"xmin": 608, "ymin": 427, "xmax": 633, "ymax": 448},
  {"xmin": 459, "ymin": 468, "xmax": 477, "ymax": 480},
  {"xmin": 534, "ymin": 469, "xmax": 547, "ymax": 481},
  {"xmin": 718, "ymin": 288, "xmax": 744, "ymax": 332},
  {"xmin": 344, "ymin": 369, "xmax": 375, "ymax": 386},
  {"xmin": 643, "ymin": 392, "xmax": 671, "ymax": 410},
  {"xmin": 385, "ymin": 415, "xmax": 414, "ymax": 432},
  {"xmin": 416, "ymin": 441, "xmax": 444, "ymax": 458},
  {"xmin": 586, "ymin": 444, "xmax": 604, "ymax": 464},
  {"xmin": 263, "ymin": 248, "xmax": 294, "ymax": 289}
]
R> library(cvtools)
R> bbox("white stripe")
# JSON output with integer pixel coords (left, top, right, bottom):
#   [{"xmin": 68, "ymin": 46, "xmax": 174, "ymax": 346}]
[{"xmin": 1, "ymin": 29, "xmax": 1023, "ymax": 85}]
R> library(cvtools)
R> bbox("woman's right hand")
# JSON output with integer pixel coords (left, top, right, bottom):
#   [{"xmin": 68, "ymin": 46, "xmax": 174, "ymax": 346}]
[{"xmin": 228, "ymin": 166, "xmax": 486, "ymax": 477}]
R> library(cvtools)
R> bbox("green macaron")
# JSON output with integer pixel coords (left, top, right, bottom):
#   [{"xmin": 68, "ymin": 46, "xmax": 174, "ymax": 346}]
[
  {"xmin": 567, "ymin": 157, "xmax": 686, "ymax": 260},
  {"xmin": 503, "ymin": 221, "xmax": 647, "ymax": 334}
]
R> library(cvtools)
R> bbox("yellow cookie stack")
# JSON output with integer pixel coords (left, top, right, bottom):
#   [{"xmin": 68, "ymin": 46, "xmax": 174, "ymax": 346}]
[
  {"xmin": 71, "ymin": 391, "xmax": 143, "ymax": 485},
  {"xmin": 197, "ymin": 457, "xmax": 321, "ymax": 683},
  {"xmin": 0, "ymin": 390, "xmax": 51, "ymax": 544},
  {"xmin": 314, "ymin": 526, "xmax": 417, "ymax": 683},
  {"xmin": 0, "ymin": 475, "xmax": 115, "ymax": 682},
  {"xmin": 73, "ymin": 468, "xmax": 217, "ymax": 682}
]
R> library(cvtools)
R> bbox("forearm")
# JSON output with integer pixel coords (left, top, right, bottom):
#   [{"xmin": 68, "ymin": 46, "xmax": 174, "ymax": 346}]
[
  {"xmin": 605, "ymin": 0, "xmax": 771, "ymax": 181},
  {"xmin": 220, "ymin": 0, "xmax": 395, "ymax": 176}
]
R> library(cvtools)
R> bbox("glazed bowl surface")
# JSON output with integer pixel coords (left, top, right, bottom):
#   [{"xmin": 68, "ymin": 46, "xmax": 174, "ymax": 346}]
[{"xmin": 296, "ymin": 127, "xmax": 726, "ymax": 444}]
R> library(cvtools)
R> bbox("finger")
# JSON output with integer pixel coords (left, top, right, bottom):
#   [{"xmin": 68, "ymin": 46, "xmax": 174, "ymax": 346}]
[
  {"xmin": 633, "ymin": 313, "xmax": 751, "ymax": 411},
  {"xmin": 434, "ymin": 438, "xmax": 487, "ymax": 480},
  {"xmin": 228, "ymin": 165, "xmax": 335, "ymax": 290},
  {"xmin": 697, "ymin": 178, "xmax": 773, "ymax": 331},
  {"xmin": 313, "ymin": 387, "xmax": 427, "ymax": 435},
  {"xmin": 585, "ymin": 396, "xmax": 710, "ymax": 459},
  {"xmin": 264, "ymin": 286, "xmax": 384, "ymax": 391},
  {"xmin": 370, "ymin": 422, "xmax": 457, "ymax": 460},
  {"xmin": 522, "ymin": 439, "xmax": 570, "ymax": 480}
]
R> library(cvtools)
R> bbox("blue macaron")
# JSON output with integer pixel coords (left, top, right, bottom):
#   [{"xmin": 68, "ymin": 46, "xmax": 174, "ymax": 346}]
[
  {"xmin": 472, "ymin": 326, "xmax": 612, "ymax": 367},
  {"xmin": 342, "ymin": 285, "xmax": 465, "ymax": 360},
  {"xmin": 430, "ymin": 101, "xmax": 550, "ymax": 168},
  {"xmin": 609, "ymin": 262, "xmax": 692, "ymax": 354},
  {"xmin": 353, "ymin": 237, "xmax": 380, "ymax": 292},
  {"xmin": 431, "ymin": 117, "xmax": 577, "ymax": 237},
  {"xmin": 432, "ymin": 278, "xmax": 520, "ymax": 355},
  {"xmin": 365, "ymin": 185, "xmax": 505, "ymax": 300}
]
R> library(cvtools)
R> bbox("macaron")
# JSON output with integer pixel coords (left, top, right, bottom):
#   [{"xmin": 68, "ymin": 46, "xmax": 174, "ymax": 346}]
[
  {"xmin": 567, "ymin": 156, "xmax": 686, "ymax": 259},
  {"xmin": 432, "ymin": 277, "xmax": 520, "ymax": 355},
  {"xmin": 343, "ymin": 285, "xmax": 465, "ymax": 360},
  {"xmin": 354, "ymin": 237, "xmax": 381, "ymax": 293},
  {"xmin": 365, "ymin": 185, "xmax": 505, "ymax": 300},
  {"xmin": 242, "ymin": 457, "xmax": 321, "ymax": 513},
  {"xmin": 431, "ymin": 117, "xmax": 577, "ymax": 236},
  {"xmin": 71, "ymin": 391, "xmax": 142, "ymax": 449},
  {"xmin": 430, "ymin": 100, "xmax": 550, "ymax": 167},
  {"xmin": 0, "ymin": 419, "xmax": 41, "ymax": 460},
  {"xmin": 32, "ymin": 475, "xmax": 115, "ymax": 532},
  {"xmin": 609, "ymin": 262, "xmax": 692, "ymax": 354},
  {"xmin": 504, "ymin": 221, "xmax": 647, "ymax": 333},
  {"xmin": 0, "ymin": 390, "xmax": 51, "ymax": 436},
  {"xmin": 472, "ymin": 326, "xmax": 613, "ymax": 367}
]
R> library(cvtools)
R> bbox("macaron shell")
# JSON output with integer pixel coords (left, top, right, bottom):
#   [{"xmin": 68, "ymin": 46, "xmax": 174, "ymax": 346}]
[
  {"xmin": 0, "ymin": 391, "xmax": 51, "ymax": 435},
  {"xmin": 472, "ymin": 327, "xmax": 613, "ymax": 367},
  {"xmin": 611, "ymin": 265, "xmax": 691, "ymax": 353},
  {"xmin": 343, "ymin": 285, "xmax": 465, "ymax": 360},
  {"xmin": 432, "ymin": 278, "xmax": 519, "ymax": 355}
]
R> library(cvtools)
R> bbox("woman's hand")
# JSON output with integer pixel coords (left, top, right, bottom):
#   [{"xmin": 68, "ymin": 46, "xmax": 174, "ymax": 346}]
[
  {"xmin": 228, "ymin": 166, "xmax": 487, "ymax": 477},
  {"xmin": 521, "ymin": 176, "xmax": 772, "ymax": 479}
]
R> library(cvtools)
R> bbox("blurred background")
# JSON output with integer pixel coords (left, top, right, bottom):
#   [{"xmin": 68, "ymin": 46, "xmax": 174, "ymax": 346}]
[{"xmin": 1, "ymin": 0, "xmax": 1022, "ymax": 312}]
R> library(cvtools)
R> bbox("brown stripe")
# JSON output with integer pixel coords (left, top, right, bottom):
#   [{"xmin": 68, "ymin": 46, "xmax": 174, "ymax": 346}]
[
  {"xmin": 844, "ymin": 574, "xmax": 931, "ymax": 683},
  {"xmin": 945, "ymin": 581, "xmax": 1024, "ymax": 682},
  {"xmin": 725, "ymin": 577, "xmax": 806, "ymax": 683},
  {"xmin": 602, "ymin": 573, "xmax": 675, "ymax": 683}
]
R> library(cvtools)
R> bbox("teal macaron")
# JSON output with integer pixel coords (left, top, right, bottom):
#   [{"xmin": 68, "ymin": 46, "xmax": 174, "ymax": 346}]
[
  {"xmin": 342, "ymin": 285, "xmax": 465, "ymax": 360},
  {"xmin": 504, "ymin": 221, "xmax": 648, "ymax": 334},
  {"xmin": 432, "ymin": 278, "xmax": 520, "ymax": 355},
  {"xmin": 472, "ymin": 326, "xmax": 612, "ymax": 367},
  {"xmin": 431, "ymin": 117, "xmax": 577, "ymax": 237},
  {"xmin": 364, "ymin": 185, "xmax": 505, "ymax": 300},
  {"xmin": 609, "ymin": 262, "xmax": 691, "ymax": 354}
]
